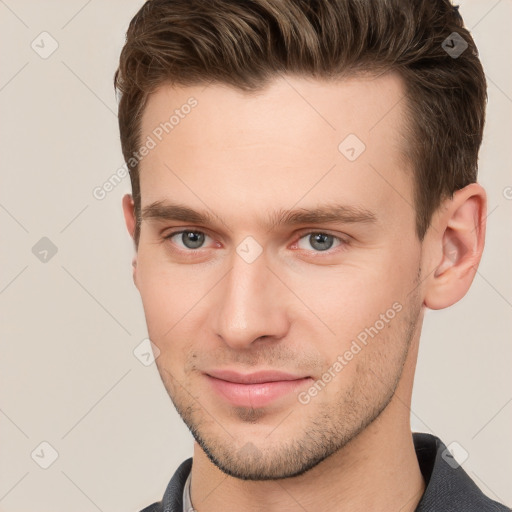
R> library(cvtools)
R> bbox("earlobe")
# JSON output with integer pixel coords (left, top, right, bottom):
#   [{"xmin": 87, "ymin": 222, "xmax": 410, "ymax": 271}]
[{"xmin": 423, "ymin": 184, "xmax": 487, "ymax": 310}]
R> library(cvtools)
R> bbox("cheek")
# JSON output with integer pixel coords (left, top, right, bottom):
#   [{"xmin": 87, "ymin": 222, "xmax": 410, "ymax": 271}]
[
  {"xmin": 135, "ymin": 257, "xmax": 187, "ymax": 344},
  {"xmin": 287, "ymin": 262, "xmax": 409, "ymax": 335},
  {"xmin": 135, "ymin": 248, "xmax": 217, "ymax": 363},
  {"xmin": 301, "ymin": 300, "xmax": 414, "ymax": 409},
  {"xmin": 136, "ymin": 245, "xmax": 198, "ymax": 315},
  {"xmin": 280, "ymin": 253, "xmax": 417, "ymax": 371}
]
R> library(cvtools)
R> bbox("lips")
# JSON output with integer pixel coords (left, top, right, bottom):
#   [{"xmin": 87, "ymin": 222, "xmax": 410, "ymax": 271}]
[
  {"xmin": 205, "ymin": 369, "xmax": 312, "ymax": 408},
  {"xmin": 206, "ymin": 369, "xmax": 307, "ymax": 384}
]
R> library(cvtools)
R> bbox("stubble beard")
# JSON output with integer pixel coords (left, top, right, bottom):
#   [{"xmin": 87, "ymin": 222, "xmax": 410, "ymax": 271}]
[{"xmin": 156, "ymin": 293, "xmax": 422, "ymax": 481}]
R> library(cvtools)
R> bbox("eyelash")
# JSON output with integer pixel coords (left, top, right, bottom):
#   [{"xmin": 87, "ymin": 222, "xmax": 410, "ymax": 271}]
[{"xmin": 163, "ymin": 229, "xmax": 349, "ymax": 255}]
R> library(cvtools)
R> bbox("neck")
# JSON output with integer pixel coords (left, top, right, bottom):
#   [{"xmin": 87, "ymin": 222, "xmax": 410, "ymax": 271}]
[{"xmin": 190, "ymin": 342, "xmax": 425, "ymax": 512}]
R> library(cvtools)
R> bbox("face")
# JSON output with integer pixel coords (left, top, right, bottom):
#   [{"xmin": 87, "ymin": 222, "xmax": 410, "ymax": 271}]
[{"xmin": 127, "ymin": 73, "xmax": 425, "ymax": 480}]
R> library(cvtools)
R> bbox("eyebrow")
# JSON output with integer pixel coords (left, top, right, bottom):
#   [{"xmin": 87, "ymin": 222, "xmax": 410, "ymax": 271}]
[{"xmin": 141, "ymin": 200, "xmax": 377, "ymax": 229}]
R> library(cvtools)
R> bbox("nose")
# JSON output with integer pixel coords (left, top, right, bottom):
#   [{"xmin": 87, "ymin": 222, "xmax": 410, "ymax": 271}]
[{"xmin": 211, "ymin": 252, "xmax": 290, "ymax": 350}]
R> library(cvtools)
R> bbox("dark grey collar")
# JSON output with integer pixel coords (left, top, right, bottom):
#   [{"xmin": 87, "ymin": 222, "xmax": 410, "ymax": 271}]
[
  {"xmin": 140, "ymin": 433, "xmax": 509, "ymax": 511},
  {"xmin": 413, "ymin": 433, "xmax": 508, "ymax": 511}
]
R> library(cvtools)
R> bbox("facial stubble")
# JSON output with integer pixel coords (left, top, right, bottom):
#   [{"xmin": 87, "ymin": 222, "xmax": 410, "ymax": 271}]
[{"xmin": 155, "ymin": 287, "xmax": 422, "ymax": 481}]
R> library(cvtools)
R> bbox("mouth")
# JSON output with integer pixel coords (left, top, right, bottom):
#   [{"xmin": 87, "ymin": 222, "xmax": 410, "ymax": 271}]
[{"xmin": 204, "ymin": 369, "xmax": 313, "ymax": 408}]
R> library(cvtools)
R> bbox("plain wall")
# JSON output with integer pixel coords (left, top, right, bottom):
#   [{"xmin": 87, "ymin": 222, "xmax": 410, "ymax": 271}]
[{"xmin": 1, "ymin": 1, "xmax": 511, "ymax": 510}]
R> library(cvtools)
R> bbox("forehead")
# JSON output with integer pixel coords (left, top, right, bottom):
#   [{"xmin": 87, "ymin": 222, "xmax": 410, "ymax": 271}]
[
  {"xmin": 138, "ymin": 73, "xmax": 414, "ymax": 233},
  {"xmin": 141, "ymin": 72, "xmax": 409, "ymax": 152}
]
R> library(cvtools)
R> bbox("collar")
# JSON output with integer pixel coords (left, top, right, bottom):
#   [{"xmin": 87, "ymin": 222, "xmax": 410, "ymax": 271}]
[{"xmin": 144, "ymin": 433, "xmax": 508, "ymax": 512}]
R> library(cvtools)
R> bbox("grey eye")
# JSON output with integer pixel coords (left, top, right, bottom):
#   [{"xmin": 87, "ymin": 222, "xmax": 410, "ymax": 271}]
[
  {"xmin": 172, "ymin": 230, "xmax": 206, "ymax": 249},
  {"xmin": 182, "ymin": 231, "xmax": 205, "ymax": 249},
  {"xmin": 300, "ymin": 233, "xmax": 336, "ymax": 251}
]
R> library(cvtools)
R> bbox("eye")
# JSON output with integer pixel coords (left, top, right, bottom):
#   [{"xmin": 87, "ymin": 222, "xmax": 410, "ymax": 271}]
[
  {"xmin": 165, "ymin": 230, "xmax": 212, "ymax": 250},
  {"xmin": 296, "ymin": 232, "xmax": 343, "ymax": 252}
]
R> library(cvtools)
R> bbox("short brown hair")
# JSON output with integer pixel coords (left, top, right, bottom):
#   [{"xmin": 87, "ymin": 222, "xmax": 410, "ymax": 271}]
[{"xmin": 114, "ymin": 0, "xmax": 486, "ymax": 245}]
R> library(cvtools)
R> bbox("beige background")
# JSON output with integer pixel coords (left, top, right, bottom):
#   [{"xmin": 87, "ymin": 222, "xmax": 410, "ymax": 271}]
[{"xmin": 0, "ymin": 1, "xmax": 511, "ymax": 510}]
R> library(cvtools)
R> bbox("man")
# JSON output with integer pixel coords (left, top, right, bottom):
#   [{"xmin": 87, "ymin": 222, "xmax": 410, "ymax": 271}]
[{"xmin": 114, "ymin": 0, "xmax": 509, "ymax": 510}]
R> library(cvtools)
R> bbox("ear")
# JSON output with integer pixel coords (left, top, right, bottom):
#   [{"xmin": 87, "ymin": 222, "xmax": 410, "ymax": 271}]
[
  {"xmin": 423, "ymin": 183, "xmax": 487, "ymax": 310},
  {"xmin": 122, "ymin": 194, "xmax": 138, "ymax": 287}
]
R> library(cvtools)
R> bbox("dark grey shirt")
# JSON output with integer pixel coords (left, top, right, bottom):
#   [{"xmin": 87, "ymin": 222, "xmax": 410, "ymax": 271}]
[{"xmin": 140, "ymin": 433, "xmax": 510, "ymax": 512}]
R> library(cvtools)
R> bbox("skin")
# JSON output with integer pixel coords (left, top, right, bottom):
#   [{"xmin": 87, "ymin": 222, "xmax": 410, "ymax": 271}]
[{"xmin": 122, "ymin": 72, "xmax": 486, "ymax": 512}]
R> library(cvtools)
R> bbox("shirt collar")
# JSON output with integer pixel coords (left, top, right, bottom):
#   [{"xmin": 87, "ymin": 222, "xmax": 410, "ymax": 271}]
[{"xmin": 160, "ymin": 433, "xmax": 506, "ymax": 512}]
